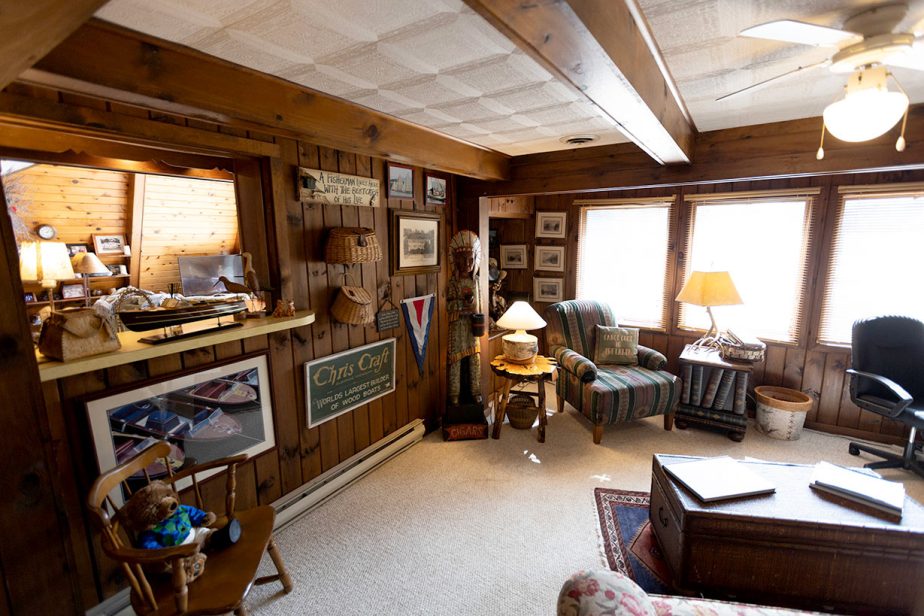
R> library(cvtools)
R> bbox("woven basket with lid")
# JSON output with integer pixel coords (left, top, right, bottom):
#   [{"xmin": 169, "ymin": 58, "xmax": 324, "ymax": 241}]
[
  {"xmin": 331, "ymin": 285, "xmax": 375, "ymax": 325},
  {"xmin": 325, "ymin": 227, "xmax": 382, "ymax": 264},
  {"xmin": 506, "ymin": 394, "xmax": 539, "ymax": 429}
]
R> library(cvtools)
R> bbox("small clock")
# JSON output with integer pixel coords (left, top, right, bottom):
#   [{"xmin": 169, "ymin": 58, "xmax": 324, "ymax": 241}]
[{"xmin": 36, "ymin": 224, "xmax": 57, "ymax": 240}]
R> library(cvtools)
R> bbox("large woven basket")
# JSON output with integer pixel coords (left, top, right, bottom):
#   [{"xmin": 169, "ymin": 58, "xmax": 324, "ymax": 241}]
[
  {"xmin": 506, "ymin": 394, "xmax": 539, "ymax": 429},
  {"xmin": 325, "ymin": 227, "xmax": 382, "ymax": 264},
  {"xmin": 331, "ymin": 285, "xmax": 375, "ymax": 325}
]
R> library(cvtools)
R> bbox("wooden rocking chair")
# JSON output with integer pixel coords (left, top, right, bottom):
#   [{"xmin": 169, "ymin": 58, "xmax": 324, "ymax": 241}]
[{"xmin": 87, "ymin": 441, "xmax": 293, "ymax": 615}]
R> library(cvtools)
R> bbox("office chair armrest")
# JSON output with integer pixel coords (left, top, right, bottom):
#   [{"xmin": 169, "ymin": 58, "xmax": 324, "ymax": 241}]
[{"xmin": 846, "ymin": 369, "xmax": 913, "ymax": 416}]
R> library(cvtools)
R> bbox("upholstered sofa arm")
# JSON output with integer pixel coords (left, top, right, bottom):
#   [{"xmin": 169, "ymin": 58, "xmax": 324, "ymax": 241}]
[
  {"xmin": 637, "ymin": 345, "xmax": 667, "ymax": 370},
  {"xmin": 552, "ymin": 346, "xmax": 598, "ymax": 383}
]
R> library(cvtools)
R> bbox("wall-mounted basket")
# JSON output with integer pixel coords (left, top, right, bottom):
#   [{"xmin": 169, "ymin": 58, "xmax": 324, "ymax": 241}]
[
  {"xmin": 331, "ymin": 281, "xmax": 375, "ymax": 325},
  {"xmin": 325, "ymin": 227, "xmax": 382, "ymax": 264}
]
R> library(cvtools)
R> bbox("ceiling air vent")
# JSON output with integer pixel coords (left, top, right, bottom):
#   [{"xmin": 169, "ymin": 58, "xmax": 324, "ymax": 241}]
[{"xmin": 560, "ymin": 134, "xmax": 598, "ymax": 146}]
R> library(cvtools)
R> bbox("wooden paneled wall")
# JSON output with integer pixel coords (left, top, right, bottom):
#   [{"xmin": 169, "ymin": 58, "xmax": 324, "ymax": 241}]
[
  {"xmin": 495, "ymin": 170, "xmax": 924, "ymax": 445},
  {"xmin": 0, "ymin": 82, "xmax": 453, "ymax": 612},
  {"xmin": 138, "ymin": 174, "xmax": 239, "ymax": 292}
]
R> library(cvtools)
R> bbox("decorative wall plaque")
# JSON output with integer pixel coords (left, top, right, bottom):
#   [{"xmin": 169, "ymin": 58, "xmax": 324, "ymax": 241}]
[{"xmin": 296, "ymin": 166, "xmax": 380, "ymax": 207}]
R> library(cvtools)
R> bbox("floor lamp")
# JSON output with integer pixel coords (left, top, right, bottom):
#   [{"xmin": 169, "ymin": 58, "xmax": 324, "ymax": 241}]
[{"xmin": 676, "ymin": 270, "xmax": 742, "ymax": 349}]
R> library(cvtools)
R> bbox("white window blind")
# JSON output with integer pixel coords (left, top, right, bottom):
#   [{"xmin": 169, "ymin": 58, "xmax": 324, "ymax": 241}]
[
  {"xmin": 818, "ymin": 188, "xmax": 924, "ymax": 346},
  {"xmin": 577, "ymin": 200, "xmax": 672, "ymax": 329},
  {"xmin": 679, "ymin": 191, "xmax": 816, "ymax": 343}
]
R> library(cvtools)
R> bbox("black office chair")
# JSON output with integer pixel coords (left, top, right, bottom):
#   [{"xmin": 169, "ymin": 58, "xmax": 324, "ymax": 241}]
[{"xmin": 847, "ymin": 315, "xmax": 924, "ymax": 478}]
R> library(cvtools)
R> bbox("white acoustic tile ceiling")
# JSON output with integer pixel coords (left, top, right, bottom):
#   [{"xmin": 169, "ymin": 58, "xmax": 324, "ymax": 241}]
[
  {"xmin": 95, "ymin": 0, "xmax": 629, "ymax": 156},
  {"xmin": 639, "ymin": 0, "xmax": 924, "ymax": 132}
]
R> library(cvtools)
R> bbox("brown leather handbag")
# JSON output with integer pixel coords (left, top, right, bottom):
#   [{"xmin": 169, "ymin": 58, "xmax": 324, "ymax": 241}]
[{"xmin": 38, "ymin": 308, "xmax": 121, "ymax": 361}]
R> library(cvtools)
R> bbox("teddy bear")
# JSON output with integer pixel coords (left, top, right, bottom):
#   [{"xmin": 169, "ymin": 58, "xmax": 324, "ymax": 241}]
[{"xmin": 118, "ymin": 480, "xmax": 217, "ymax": 582}]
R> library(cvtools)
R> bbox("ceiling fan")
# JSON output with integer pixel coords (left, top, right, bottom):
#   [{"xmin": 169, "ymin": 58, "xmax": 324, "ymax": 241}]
[
  {"xmin": 720, "ymin": 2, "xmax": 923, "ymax": 153},
  {"xmin": 719, "ymin": 2, "xmax": 923, "ymax": 101}
]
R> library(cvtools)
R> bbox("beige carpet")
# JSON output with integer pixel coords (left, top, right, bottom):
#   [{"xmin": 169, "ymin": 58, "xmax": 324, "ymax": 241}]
[{"xmin": 247, "ymin": 390, "xmax": 924, "ymax": 615}]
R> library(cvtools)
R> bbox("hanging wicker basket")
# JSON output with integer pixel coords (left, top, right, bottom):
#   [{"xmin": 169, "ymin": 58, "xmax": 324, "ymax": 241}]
[
  {"xmin": 325, "ymin": 227, "xmax": 382, "ymax": 264},
  {"xmin": 332, "ymin": 285, "xmax": 375, "ymax": 325},
  {"xmin": 506, "ymin": 394, "xmax": 539, "ymax": 429}
]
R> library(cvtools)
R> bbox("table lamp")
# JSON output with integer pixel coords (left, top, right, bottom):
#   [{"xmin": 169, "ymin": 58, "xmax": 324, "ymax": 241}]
[
  {"xmin": 675, "ymin": 270, "xmax": 742, "ymax": 349},
  {"xmin": 71, "ymin": 251, "xmax": 109, "ymax": 306},
  {"xmin": 496, "ymin": 301, "xmax": 547, "ymax": 364},
  {"xmin": 19, "ymin": 241, "xmax": 76, "ymax": 311}
]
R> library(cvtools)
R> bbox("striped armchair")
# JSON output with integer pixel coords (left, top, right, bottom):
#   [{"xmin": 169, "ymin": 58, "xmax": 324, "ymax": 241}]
[{"xmin": 544, "ymin": 300, "xmax": 679, "ymax": 444}]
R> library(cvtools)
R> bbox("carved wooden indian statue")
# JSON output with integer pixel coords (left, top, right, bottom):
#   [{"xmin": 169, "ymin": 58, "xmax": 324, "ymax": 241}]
[{"xmin": 447, "ymin": 230, "xmax": 483, "ymax": 407}]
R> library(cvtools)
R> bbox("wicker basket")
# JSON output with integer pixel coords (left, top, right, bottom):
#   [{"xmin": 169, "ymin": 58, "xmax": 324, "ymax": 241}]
[
  {"xmin": 325, "ymin": 227, "xmax": 382, "ymax": 264},
  {"xmin": 331, "ymin": 285, "xmax": 375, "ymax": 325},
  {"xmin": 506, "ymin": 394, "xmax": 539, "ymax": 429}
]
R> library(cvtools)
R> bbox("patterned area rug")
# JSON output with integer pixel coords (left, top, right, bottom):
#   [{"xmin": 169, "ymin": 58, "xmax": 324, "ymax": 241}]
[{"xmin": 594, "ymin": 488, "xmax": 674, "ymax": 594}]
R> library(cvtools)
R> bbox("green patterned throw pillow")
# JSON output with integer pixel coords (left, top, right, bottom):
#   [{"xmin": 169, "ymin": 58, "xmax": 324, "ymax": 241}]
[{"xmin": 594, "ymin": 325, "xmax": 639, "ymax": 365}]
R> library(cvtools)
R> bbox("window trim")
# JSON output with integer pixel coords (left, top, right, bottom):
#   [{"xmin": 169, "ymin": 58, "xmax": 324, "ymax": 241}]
[{"xmin": 576, "ymin": 196, "xmax": 677, "ymax": 332}]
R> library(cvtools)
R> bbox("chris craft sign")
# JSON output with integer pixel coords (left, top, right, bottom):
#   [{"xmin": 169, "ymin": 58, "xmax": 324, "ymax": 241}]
[
  {"xmin": 296, "ymin": 166, "xmax": 380, "ymax": 207},
  {"xmin": 305, "ymin": 338, "xmax": 396, "ymax": 427}
]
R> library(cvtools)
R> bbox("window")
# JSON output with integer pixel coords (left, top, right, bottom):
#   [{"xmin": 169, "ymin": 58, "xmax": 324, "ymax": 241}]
[
  {"xmin": 818, "ymin": 187, "xmax": 924, "ymax": 345},
  {"xmin": 576, "ymin": 199, "xmax": 673, "ymax": 329},
  {"xmin": 679, "ymin": 191, "xmax": 816, "ymax": 344}
]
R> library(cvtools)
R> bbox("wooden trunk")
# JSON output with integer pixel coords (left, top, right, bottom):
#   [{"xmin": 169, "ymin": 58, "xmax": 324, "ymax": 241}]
[{"xmin": 650, "ymin": 454, "xmax": 924, "ymax": 615}]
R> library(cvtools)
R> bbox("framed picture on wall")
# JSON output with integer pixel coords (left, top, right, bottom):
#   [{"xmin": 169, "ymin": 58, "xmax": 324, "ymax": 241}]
[
  {"xmin": 500, "ymin": 244, "xmax": 527, "ymax": 269},
  {"xmin": 534, "ymin": 245, "xmax": 565, "ymax": 272},
  {"xmin": 85, "ymin": 354, "xmax": 275, "ymax": 505},
  {"xmin": 61, "ymin": 283, "xmax": 85, "ymax": 299},
  {"xmin": 93, "ymin": 234, "xmax": 126, "ymax": 255},
  {"xmin": 387, "ymin": 163, "xmax": 414, "ymax": 199},
  {"xmin": 534, "ymin": 277, "xmax": 564, "ymax": 302},
  {"xmin": 425, "ymin": 173, "xmax": 448, "ymax": 205},
  {"xmin": 390, "ymin": 210, "xmax": 441, "ymax": 275},
  {"xmin": 536, "ymin": 212, "xmax": 567, "ymax": 239},
  {"xmin": 66, "ymin": 243, "xmax": 89, "ymax": 257}
]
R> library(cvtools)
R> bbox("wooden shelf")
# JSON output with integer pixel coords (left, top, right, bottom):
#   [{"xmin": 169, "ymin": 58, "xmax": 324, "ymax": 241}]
[
  {"xmin": 26, "ymin": 298, "xmax": 87, "ymax": 307},
  {"xmin": 37, "ymin": 310, "xmax": 315, "ymax": 382}
]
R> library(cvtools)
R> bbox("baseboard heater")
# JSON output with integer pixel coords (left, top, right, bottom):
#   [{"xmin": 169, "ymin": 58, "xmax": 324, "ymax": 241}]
[
  {"xmin": 86, "ymin": 418, "xmax": 425, "ymax": 616},
  {"xmin": 272, "ymin": 418, "xmax": 424, "ymax": 529}
]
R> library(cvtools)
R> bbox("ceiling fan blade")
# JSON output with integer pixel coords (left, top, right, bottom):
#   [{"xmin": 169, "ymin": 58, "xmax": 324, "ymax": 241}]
[
  {"xmin": 740, "ymin": 20, "xmax": 859, "ymax": 47},
  {"xmin": 716, "ymin": 60, "xmax": 829, "ymax": 102},
  {"xmin": 885, "ymin": 37, "xmax": 924, "ymax": 71}
]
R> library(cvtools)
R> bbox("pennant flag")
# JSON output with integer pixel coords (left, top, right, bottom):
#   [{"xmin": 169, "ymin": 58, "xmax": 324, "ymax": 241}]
[{"xmin": 401, "ymin": 294, "xmax": 435, "ymax": 376}]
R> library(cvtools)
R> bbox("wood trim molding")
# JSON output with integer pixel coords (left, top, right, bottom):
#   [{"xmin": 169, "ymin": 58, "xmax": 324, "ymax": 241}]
[
  {"xmin": 0, "ymin": 0, "xmax": 107, "ymax": 90},
  {"xmin": 464, "ymin": 0, "xmax": 693, "ymax": 164},
  {"xmin": 33, "ymin": 20, "xmax": 510, "ymax": 181}
]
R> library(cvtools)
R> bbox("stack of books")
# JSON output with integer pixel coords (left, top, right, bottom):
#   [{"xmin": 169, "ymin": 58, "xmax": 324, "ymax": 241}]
[{"xmin": 810, "ymin": 461, "xmax": 905, "ymax": 517}]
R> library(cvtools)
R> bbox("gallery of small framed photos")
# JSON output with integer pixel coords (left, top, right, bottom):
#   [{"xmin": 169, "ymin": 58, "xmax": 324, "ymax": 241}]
[{"xmin": 533, "ymin": 211, "xmax": 566, "ymax": 300}]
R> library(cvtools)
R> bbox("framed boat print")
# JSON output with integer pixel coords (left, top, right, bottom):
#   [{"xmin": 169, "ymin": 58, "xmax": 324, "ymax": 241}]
[
  {"xmin": 85, "ymin": 354, "xmax": 275, "ymax": 504},
  {"xmin": 93, "ymin": 233, "xmax": 127, "ymax": 255},
  {"xmin": 500, "ymin": 244, "xmax": 527, "ymax": 269},
  {"xmin": 387, "ymin": 163, "xmax": 414, "ymax": 199},
  {"xmin": 390, "ymin": 210, "xmax": 441, "ymax": 275},
  {"xmin": 425, "ymin": 173, "xmax": 448, "ymax": 205},
  {"xmin": 534, "ymin": 245, "xmax": 565, "ymax": 272},
  {"xmin": 534, "ymin": 277, "xmax": 564, "ymax": 302},
  {"xmin": 535, "ymin": 212, "xmax": 567, "ymax": 239}
]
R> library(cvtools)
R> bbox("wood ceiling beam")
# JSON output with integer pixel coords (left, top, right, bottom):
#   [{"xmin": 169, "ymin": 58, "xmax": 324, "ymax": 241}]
[
  {"xmin": 465, "ymin": 107, "xmax": 924, "ymax": 196},
  {"xmin": 0, "ymin": 0, "xmax": 107, "ymax": 90},
  {"xmin": 464, "ymin": 0, "xmax": 694, "ymax": 165},
  {"xmin": 32, "ymin": 20, "xmax": 510, "ymax": 181}
]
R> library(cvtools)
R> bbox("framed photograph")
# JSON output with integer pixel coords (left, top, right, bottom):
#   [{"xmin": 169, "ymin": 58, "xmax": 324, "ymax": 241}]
[
  {"xmin": 61, "ymin": 283, "xmax": 84, "ymax": 299},
  {"xmin": 93, "ymin": 234, "xmax": 126, "ymax": 255},
  {"xmin": 387, "ymin": 163, "xmax": 414, "ymax": 199},
  {"xmin": 85, "ymin": 354, "xmax": 275, "ymax": 505},
  {"xmin": 534, "ymin": 245, "xmax": 565, "ymax": 272},
  {"xmin": 534, "ymin": 277, "xmax": 564, "ymax": 302},
  {"xmin": 390, "ymin": 210, "xmax": 440, "ymax": 275},
  {"xmin": 425, "ymin": 173, "xmax": 448, "ymax": 205},
  {"xmin": 500, "ymin": 244, "xmax": 528, "ymax": 269},
  {"xmin": 106, "ymin": 264, "xmax": 122, "ymax": 276},
  {"xmin": 66, "ymin": 243, "xmax": 89, "ymax": 257},
  {"xmin": 536, "ymin": 212, "xmax": 567, "ymax": 239}
]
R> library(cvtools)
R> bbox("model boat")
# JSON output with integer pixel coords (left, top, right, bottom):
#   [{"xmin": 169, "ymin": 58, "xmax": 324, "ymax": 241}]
[{"xmin": 118, "ymin": 299, "xmax": 247, "ymax": 332}]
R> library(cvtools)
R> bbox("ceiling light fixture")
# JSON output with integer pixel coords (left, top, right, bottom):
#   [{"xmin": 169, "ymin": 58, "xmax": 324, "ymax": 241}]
[{"xmin": 817, "ymin": 66, "xmax": 908, "ymax": 160}]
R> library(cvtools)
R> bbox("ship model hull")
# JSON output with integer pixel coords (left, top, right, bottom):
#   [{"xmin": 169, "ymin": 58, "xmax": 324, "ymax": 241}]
[{"xmin": 119, "ymin": 300, "xmax": 247, "ymax": 332}]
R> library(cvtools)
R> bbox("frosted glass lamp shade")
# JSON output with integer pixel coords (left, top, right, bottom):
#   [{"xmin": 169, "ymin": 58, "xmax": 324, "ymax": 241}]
[
  {"xmin": 823, "ymin": 67, "xmax": 908, "ymax": 142},
  {"xmin": 675, "ymin": 271, "xmax": 742, "ymax": 307},
  {"xmin": 71, "ymin": 251, "xmax": 109, "ymax": 275},
  {"xmin": 19, "ymin": 241, "xmax": 75, "ymax": 286},
  {"xmin": 497, "ymin": 301, "xmax": 547, "ymax": 364}
]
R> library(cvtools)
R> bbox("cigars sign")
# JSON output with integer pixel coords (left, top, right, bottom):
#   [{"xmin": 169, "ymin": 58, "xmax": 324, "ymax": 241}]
[{"xmin": 305, "ymin": 338, "xmax": 396, "ymax": 428}]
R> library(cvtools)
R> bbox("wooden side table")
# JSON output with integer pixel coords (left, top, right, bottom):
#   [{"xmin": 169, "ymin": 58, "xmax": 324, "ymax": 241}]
[
  {"xmin": 490, "ymin": 355, "xmax": 557, "ymax": 442},
  {"xmin": 676, "ymin": 345, "xmax": 754, "ymax": 441}
]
